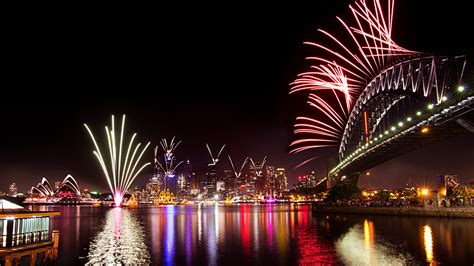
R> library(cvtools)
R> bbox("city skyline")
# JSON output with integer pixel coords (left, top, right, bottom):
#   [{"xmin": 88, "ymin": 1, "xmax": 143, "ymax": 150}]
[
  {"xmin": 1, "ymin": 1, "xmax": 473, "ymax": 265},
  {"xmin": 1, "ymin": 1, "xmax": 473, "ymax": 192}
]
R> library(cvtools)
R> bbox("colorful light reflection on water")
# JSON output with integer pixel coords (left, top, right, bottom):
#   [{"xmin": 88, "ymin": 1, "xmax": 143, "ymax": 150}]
[
  {"xmin": 35, "ymin": 205, "xmax": 474, "ymax": 265},
  {"xmin": 423, "ymin": 225, "xmax": 434, "ymax": 264},
  {"xmin": 86, "ymin": 208, "xmax": 150, "ymax": 265}
]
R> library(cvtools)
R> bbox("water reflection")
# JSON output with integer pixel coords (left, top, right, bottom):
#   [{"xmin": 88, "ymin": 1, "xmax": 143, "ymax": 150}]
[
  {"xmin": 87, "ymin": 208, "xmax": 150, "ymax": 265},
  {"xmin": 34, "ymin": 205, "xmax": 474, "ymax": 265},
  {"xmin": 363, "ymin": 219, "xmax": 374, "ymax": 250},
  {"xmin": 422, "ymin": 225, "xmax": 434, "ymax": 264},
  {"xmin": 336, "ymin": 219, "xmax": 414, "ymax": 265}
]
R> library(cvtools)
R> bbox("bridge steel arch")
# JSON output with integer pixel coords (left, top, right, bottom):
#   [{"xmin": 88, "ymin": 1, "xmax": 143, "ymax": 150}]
[{"xmin": 329, "ymin": 55, "xmax": 473, "ymax": 182}]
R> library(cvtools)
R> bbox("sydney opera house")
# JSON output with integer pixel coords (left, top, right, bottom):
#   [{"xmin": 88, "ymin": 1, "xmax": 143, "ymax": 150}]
[{"xmin": 25, "ymin": 175, "xmax": 96, "ymax": 204}]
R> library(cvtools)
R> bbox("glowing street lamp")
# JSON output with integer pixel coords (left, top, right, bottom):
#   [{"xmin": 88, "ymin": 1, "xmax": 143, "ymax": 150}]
[
  {"xmin": 421, "ymin": 127, "xmax": 429, "ymax": 134},
  {"xmin": 421, "ymin": 188, "xmax": 429, "ymax": 196}
]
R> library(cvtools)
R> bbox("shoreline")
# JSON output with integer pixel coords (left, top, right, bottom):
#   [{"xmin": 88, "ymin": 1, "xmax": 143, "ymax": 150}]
[{"xmin": 312, "ymin": 205, "xmax": 474, "ymax": 218}]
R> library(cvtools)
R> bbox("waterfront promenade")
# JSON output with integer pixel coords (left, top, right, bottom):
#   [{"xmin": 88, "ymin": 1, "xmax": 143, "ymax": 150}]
[{"xmin": 313, "ymin": 206, "xmax": 474, "ymax": 218}]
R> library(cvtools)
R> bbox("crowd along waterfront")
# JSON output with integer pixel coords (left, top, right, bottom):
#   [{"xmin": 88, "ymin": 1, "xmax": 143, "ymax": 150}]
[{"xmin": 28, "ymin": 204, "xmax": 474, "ymax": 265}]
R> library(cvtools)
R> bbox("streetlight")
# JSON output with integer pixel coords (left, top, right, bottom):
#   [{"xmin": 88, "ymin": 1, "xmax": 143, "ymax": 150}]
[
  {"xmin": 421, "ymin": 127, "xmax": 429, "ymax": 134},
  {"xmin": 421, "ymin": 188, "xmax": 429, "ymax": 196}
]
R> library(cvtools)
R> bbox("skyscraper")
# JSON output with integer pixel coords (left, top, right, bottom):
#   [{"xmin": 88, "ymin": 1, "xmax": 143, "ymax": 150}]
[
  {"xmin": 223, "ymin": 169, "xmax": 235, "ymax": 197},
  {"xmin": 145, "ymin": 176, "xmax": 160, "ymax": 203},
  {"xmin": 276, "ymin": 168, "xmax": 288, "ymax": 197},
  {"xmin": 249, "ymin": 163, "xmax": 261, "ymax": 196},
  {"xmin": 205, "ymin": 164, "xmax": 217, "ymax": 196},
  {"xmin": 265, "ymin": 166, "xmax": 276, "ymax": 197}
]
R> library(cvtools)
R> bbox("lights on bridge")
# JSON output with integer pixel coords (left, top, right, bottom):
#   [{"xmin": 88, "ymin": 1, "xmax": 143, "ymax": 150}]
[{"xmin": 332, "ymin": 86, "xmax": 470, "ymax": 175}]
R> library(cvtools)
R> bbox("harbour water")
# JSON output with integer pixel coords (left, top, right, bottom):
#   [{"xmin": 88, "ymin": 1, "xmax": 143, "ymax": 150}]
[{"xmin": 31, "ymin": 204, "xmax": 474, "ymax": 265}]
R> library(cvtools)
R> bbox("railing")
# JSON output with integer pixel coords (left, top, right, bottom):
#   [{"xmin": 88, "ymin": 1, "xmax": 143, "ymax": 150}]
[{"xmin": 0, "ymin": 230, "xmax": 50, "ymax": 248}]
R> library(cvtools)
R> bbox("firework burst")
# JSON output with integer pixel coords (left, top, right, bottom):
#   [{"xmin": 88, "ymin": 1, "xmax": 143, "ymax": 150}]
[
  {"xmin": 228, "ymin": 156, "xmax": 249, "ymax": 179},
  {"xmin": 155, "ymin": 137, "xmax": 184, "ymax": 179},
  {"xmin": 206, "ymin": 144, "xmax": 226, "ymax": 166},
  {"xmin": 290, "ymin": 0, "xmax": 419, "ymax": 154},
  {"xmin": 84, "ymin": 115, "xmax": 151, "ymax": 206},
  {"xmin": 249, "ymin": 156, "xmax": 267, "ymax": 176}
]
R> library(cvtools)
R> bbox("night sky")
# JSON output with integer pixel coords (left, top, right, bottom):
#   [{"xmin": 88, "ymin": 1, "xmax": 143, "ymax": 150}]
[{"xmin": 2, "ymin": 1, "xmax": 473, "ymax": 193}]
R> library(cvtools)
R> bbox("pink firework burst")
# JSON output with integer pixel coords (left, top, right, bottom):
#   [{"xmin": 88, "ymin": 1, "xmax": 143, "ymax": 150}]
[
  {"xmin": 114, "ymin": 190, "xmax": 123, "ymax": 207},
  {"xmin": 290, "ymin": 0, "xmax": 419, "ymax": 154}
]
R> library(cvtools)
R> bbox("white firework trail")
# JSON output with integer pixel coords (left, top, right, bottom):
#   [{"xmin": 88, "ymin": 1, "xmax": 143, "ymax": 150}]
[
  {"xmin": 228, "ymin": 156, "xmax": 249, "ymax": 179},
  {"xmin": 206, "ymin": 144, "xmax": 226, "ymax": 166},
  {"xmin": 249, "ymin": 156, "xmax": 267, "ymax": 176},
  {"xmin": 84, "ymin": 114, "xmax": 151, "ymax": 206}
]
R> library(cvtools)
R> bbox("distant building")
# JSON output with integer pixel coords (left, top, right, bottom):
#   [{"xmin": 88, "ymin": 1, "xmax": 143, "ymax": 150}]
[
  {"xmin": 223, "ymin": 169, "xmax": 238, "ymax": 197},
  {"xmin": 276, "ymin": 168, "xmax": 288, "ymax": 196},
  {"xmin": 132, "ymin": 186, "xmax": 144, "ymax": 203},
  {"xmin": 307, "ymin": 171, "xmax": 318, "ymax": 188},
  {"xmin": 216, "ymin": 181, "xmax": 225, "ymax": 195},
  {"xmin": 249, "ymin": 162, "xmax": 265, "ymax": 196},
  {"xmin": 177, "ymin": 173, "xmax": 191, "ymax": 199},
  {"xmin": 437, "ymin": 174, "xmax": 458, "ymax": 196},
  {"xmin": 265, "ymin": 166, "xmax": 277, "ymax": 197},
  {"xmin": 145, "ymin": 176, "xmax": 160, "ymax": 202},
  {"xmin": 9, "ymin": 182, "xmax": 17, "ymax": 197},
  {"xmin": 205, "ymin": 164, "xmax": 217, "ymax": 196}
]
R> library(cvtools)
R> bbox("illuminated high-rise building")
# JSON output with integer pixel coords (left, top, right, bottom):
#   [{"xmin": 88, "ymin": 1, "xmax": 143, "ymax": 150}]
[
  {"xmin": 205, "ymin": 164, "xmax": 217, "ymax": 196},
  {"xmin": 276, "ymin": 168, "xmax": 288, "ymax": 197},
  {"xmin": 223, "ymin": 169, "xmax": 236, "ymax": 197},
  {"xmin": 248, "ymin": 163, "xmax": 260, "ymax": 196},
  {"xmin": 265, "ymin": 166, "xmax": 277, "ymax": 197},
  {"xmin": 145, "ymin": 176, "xmax": 160, "ymax": 203}
]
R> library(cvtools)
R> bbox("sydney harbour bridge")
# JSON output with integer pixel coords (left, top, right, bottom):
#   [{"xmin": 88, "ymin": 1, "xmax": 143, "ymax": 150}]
[
  {"xmin": 289, "ymin": 0, "xmax": 474, "ymax": 188},
  {"xmin": 328, "ymin": 55, "xmax": 473, "ymax": 185}
]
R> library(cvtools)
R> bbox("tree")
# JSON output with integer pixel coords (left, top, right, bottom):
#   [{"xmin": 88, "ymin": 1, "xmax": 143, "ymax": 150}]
[
  {"xmin": 452, "ymin": 185, "xmax": 474, "ymax": 206},
  {"xmin": 326, "ymin": 183, "xmax": 361, "ymax": 202},
  {"xmin": 374, "ymin": 190, "xmax": 390, "ymax": 201}
]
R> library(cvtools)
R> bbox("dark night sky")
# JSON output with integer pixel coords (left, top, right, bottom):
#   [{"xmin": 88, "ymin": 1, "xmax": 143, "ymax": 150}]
[{"xmin": 1, "ymin": 1, "xmax": 473, "ymax": 192}]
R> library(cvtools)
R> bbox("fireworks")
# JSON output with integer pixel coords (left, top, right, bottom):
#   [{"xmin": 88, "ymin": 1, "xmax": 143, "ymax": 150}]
[
  {"xmin": 290, "ymin": 0, "xmax": 418, "ymax": 154},
  {"xmin": 206, "ymin": 144, "xmax": 226, "ymax": 166},
  {"xmin": 84, "ymin": 115, "xmax": 151, "ymax": 206},
  {"xmin": 159, "ymin": 136, "xmax": 181, "ymax": 162},
  {"xmin": 228, "ymin": 156, "xmax": 249, "ymax": 179},
  {"xmin": 155, "ymin": 137, "xmax": 184, "ymax": 179},
  {"xmin": 249, "ymin": 156, "xmax": 267, "ymax": 176}
]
